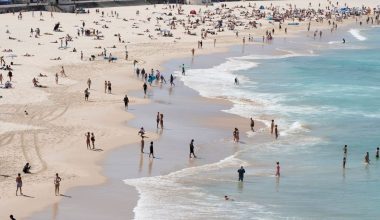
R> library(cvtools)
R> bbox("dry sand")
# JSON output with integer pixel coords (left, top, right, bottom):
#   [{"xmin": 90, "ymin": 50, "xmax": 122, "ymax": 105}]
[{"xmin": 0, "ymin": 0, "xmax": 378, "ymax": 219}]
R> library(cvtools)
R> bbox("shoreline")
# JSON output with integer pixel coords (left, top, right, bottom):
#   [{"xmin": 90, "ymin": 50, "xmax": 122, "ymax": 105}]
[
  {"xmin": 29, "ymin": 34, "xmax": 270, "ymax": 220},
  {"xmin": 30, "ymin": 21, "xmax": 372, "ymax": 219},
  {"xmin": 0, "ymin": 1, "xmax": 378, "ymax": 219}
]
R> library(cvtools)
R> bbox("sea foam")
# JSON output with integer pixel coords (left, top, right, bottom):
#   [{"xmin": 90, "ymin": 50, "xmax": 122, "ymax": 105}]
[{"xmin": 349, "ymin": 28, "xmax": 367, "ymax": 41}]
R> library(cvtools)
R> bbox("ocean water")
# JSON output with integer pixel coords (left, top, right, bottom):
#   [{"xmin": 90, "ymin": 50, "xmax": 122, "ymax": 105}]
[{"xmin": 125, "ymin": 27, "xmax": 380, "ymax": 219}]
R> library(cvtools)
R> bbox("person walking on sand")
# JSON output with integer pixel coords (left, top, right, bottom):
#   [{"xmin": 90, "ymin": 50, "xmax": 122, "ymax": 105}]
[
  {"xmin": 365, "ymin": 152, "xmax": 370, "ymax": 164},
  {"xmin": 55, "ymin": 73, "xmax": 58, "ymax": 84},
  {"xmin": 60, "ymin": 66, "xmax": 67, "ymax": 77},
  {"xmin": 250, "ymin": 118, "xmax": 254, "ymax": 131},
  {"xmin": 54, "ymin": 173, "xmax": 62, "ymax": 196},
  {"xmin": 123, "ymin": 94, "xmax": 129, "ymax": 109},
  {"xmin": 84, "ymin": 88, "xmax": 90, "ymax": 101},
  {"xmin": 10, "ymin": 215, "xmax": 16, "ymax": 220},
  {"xmin": 149, "ymin": 141, "xmax": 155, "ymax": 158},
  {"xmin": 271, "ymin": 120, "xmax": 274, "ymax": 134},
  {"xmin": 156, "ymin": 112, "xmax": 160, "ymax": 128},
  {"xmin": 143, "ymin": 82, "xmax": 148, "ymax": 96},
  {"xmin": 237, "ymin": 166, "xmax": 245, "ymax": 182},
  {"xmin": 16, "ymin": 173, "xmax": 23, "ymax": 196},
  {"xmin": 8, "ymin": 71, "xmax": 13, "ymax": 81},
  {"xmin": 107, "ymin": 81, "xmax": 112, "ymax": 94},
  {"xmin": 91, "ymin": 133, "xmax": 95, "ymax": 149},
  {"xmin": 191, "ymin": 48, "xmax": 195, "ymax": 56},
  {"xmin": 104, "ymin": 80, "xmax": 107, "ymax": 93},
  {"xmin": 160, "ymin": 114, "xmax": 164, "ymax": 129},
  {"xmin": 140, "ymin": 137, "xmax": 145, "ymax": 153},
  {"xmin": 275, "ymin": 162, "xmax": 280, "ymax": 177},
  {"xmin": 87, "ymin": 78, "xmax": 91, "ymax": 89},
  {"xmin": 0, "ymin": 73, "xmax": 3, "ymax": 84},
  {"xmin": 86, "ymin": 132, "xmax": 91, "ymax": 149},
  {"xmin": 189, "ymin": 139, "xmax": 197, "ymax": 158},
  {"xmin": 275, "ymin": 125, "xmax": 279, "ymax": 139}
]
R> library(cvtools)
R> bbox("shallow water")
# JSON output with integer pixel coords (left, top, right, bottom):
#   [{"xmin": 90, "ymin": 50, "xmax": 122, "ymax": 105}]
[{"xmin": 125, "ymin": 27, "xmax": 380, "ymax": 219}]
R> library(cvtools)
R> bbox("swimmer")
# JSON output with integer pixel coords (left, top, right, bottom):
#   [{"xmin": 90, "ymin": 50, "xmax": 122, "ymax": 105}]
[{"xmin": 224, "ymin": 195, "xmax": 234, "ymax": 201}]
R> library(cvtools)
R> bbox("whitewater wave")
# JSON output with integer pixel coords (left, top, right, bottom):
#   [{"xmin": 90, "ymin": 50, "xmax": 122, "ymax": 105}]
[
  {"xmin": 124, "ymin": 154, "xmax": 277, "ymax": 220},
  {"xmin": 176, "ymin": 55, "xmax": 328, "ymax": 138},
  {"xmin": 349, "ymin": 29, "xmax": 367, "ymax": 41},
  {"xmin": 234, "ymin": 50, "xmax": 316, "ymax": 61}
]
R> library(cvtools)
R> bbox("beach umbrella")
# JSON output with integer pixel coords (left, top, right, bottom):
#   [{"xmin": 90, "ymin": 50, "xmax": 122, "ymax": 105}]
[
  {"xmin": 259, "ymin": 5, "xmax": 265, "ymax": 10},
  {"xmin": 190, "ymin": 10, "xmax": 197, "ymax": 15}
]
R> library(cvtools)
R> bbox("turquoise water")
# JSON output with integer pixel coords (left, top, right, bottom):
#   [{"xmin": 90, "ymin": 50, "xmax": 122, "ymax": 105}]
[
  {"xmin": 125, "ymin": 27, "xmax": 380, "ymax": 219},
  {"xmin": 204, "ymin": 28, "xmax": 380, "ymax": 219}
]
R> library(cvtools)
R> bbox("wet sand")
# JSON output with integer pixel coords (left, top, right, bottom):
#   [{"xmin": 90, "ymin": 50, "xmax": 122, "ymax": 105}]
[{"xmin": 29, "ymin": 43, "xmax": 269, "ymax": 219}]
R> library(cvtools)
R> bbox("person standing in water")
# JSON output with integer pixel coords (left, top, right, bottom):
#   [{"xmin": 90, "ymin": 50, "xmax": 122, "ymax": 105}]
[
  {"xmin": 271, "ymin": 120, "xmax": 275, "ymax": 134},
  {"xmin": 234, "ymin": 77, "xmax": 239, "ymax": 85},
  {"xmin": 343, "ymin": 156, "xmax": 346, "ymax": 168},
  {"xmin": 365, "ymin": 152, "xmax": 370, "ymax": 164},
  {"xmin": 343, "ymin": 145, "xmax": 348, "ymax": 155},
  {"xmin": 16, "ymin": 173, "xmax": 23, "ymax": 196},
  {"xmin": 233, "ymin": 128, "xmax": 239, "ymax": 143},
  {"xmin": 149, "ymin": 141, "xmax": 155, "ymax": 158},
  {"xmin": 275, "ymin": 125, "xmax": 279, "ymax": 139},
  {"xmin": 250, "ymin": 118, "xmax": 254, "ymax": 131},
  {"xmin": 123, "ymin": 95, "xmax": 129, "ymax": 109},
  {"xmin": 189, "ymin": 139, "xmax": 196, "ymax": 158},
  {"xmin": 275, "ymin": 162, "xmax": 280, "ymax": 177},
  {"xmin": 54, "ymin": 173, "xmax": 62, "ymax": 196},
  {"xmin": 156, "ymin": 112, "xmax": 160, "ymax": 128},
  {"xmin": 376, "ymin": 147, "xmax": 379, "ymax": 159},
  {"xmin": 182, "ymin": 64, "xmax": 186, "ymax": 75},
  {"xmin": 170, "ymin": 74, "xmax": 175, "ymax": 87},
  {"xmin": 160, "ymin": 114, "xmax": 164, "ymax": 129},
  {"xmin": 237, "ymin": 166, "xmax": 245, "ymax": 182},
  {"xmin": 140, "ymin": 137, "xmax": 145, "ymax": 153}
]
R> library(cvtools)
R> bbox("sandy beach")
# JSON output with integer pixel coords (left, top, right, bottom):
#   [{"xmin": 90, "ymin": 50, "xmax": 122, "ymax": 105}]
[{"xmin": 1, "ymin": 0, "xmax": 379, "ymax": 219}]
